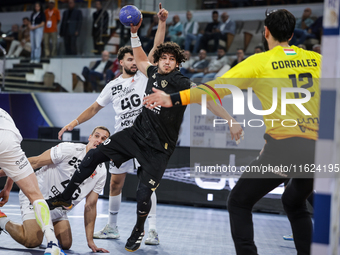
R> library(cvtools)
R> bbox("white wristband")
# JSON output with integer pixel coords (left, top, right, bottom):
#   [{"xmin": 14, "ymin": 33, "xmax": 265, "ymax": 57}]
[
  {"xmin": 131, "ymin": 32, "xmax": 138, "ymax": 38},
  {"xmin": 75, "ymin": 119, "xmax": 79, "ymax": 125},
  {"xmin": 131, "ymin": 36, "xmax": 142, "ymax": 48}
]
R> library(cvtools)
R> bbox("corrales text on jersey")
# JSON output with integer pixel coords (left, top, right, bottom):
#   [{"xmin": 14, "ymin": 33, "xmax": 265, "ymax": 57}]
[{"xmin": 272, "ymin": 59, "xmax": 317, "ymax": 70}]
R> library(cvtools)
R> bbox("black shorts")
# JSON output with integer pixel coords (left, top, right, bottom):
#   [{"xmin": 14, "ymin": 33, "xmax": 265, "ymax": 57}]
[
  {"xmin": 98, "ymin": 128, "xmax": 170, "ymax": 190},
  {"xmin": 243, "ymin": 134, "xmax": 316, "ymax": 179}
]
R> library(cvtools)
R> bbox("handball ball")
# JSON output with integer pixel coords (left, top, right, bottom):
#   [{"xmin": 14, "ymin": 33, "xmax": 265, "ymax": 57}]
[{"xmin": 119, "ymin": 5, "xmax": 142, "ymax": 27}]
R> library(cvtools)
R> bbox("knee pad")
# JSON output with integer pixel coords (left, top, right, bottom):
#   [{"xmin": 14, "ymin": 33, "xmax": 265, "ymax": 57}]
[{"xmin": 136, "ymin": 182, "xmax": 153, "ymax": 215}]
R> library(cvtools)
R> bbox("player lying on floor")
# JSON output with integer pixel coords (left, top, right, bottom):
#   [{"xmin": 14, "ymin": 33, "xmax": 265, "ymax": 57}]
[{"xmin": 0, "ymin": 126, "xmax": 110, "ymax": 253}]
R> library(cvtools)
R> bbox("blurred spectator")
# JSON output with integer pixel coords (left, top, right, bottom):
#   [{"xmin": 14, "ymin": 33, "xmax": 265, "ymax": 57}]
[
  {"xmin": 254, "ymin": 45, "xmax": 264, "ymax": 53},
  {"xmin": 81, "ymin": 50, "xmax": 113, "ymax": 92},
  {"xmin": 191, "ymin": 46, "xmax": 228, "ymax": 83},
  {"xmin": 0, "ymin": 24, "xmax": 19, "ymax": 50},
  {"xmin": 183, "ymin": 11, "xmax": 201, "ymax": 54},
  {"xmin": 92, "ymin": 0, "xmax": 109, "ymax": 54},
  {"xmin": 166, "ymin": 15, "xmax": 183, "ymax": 46},
  {"xmin": 313, "ymin": 44, "xmax": 321, "ymax": 54},
  {"xmin": 297, "ymin": 44, "xmax": 306, "ymax": 50},
  {"xmin": 29, "ymin": 2, "xmax": 45, "ymax": 63},
  {"xmin": 180, "ymin": 50, "xmax": 195, "ymax": 71},
  {"xmin": 141, "ymin": 14, "xmax": 158, "ymax": 53},
  {"xmin": 60, "ymin": 0, "xmax": 83, "ymax": 55},
  {"xmin": 44, "ymin": 0, "xmax": 60, "ymax": 57},
  {"xmin": 181, "ymin": 49, "xmax": 209, "ymax": 79},
  {"xmin": 230, "ymin": 48, "xmax": 245, "ymax": 68},
  {"xmin": 296, "ymin": 8, "xmax": 314, "ymax": 30},
  {"xmin": 7, "ymin": 17, "xmax": 31, "ymax": 58},
  {"xmin": 106, "ymin": 58, "xmax": 122, "ymax": 82},
  {"xmin": 290, "ymin": 8, "xmax": 315, "ymax": 46},
  {"xmin": 200, "ymin": 11, "xmax": 234, "ymax": 53}
]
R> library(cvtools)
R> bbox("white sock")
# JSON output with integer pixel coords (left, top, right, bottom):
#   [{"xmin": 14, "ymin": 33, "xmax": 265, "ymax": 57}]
[
  {"xmin": 108, "ymin": 193, "xmax": 121, "ymax": 228},
  {"xmin": 0, "ymin": 216, "xmax": 10, "ymax": 230},
  {"xmin": 33, "ymin": 199, "xmax": 58, "ymax": 244},
  {"xmin": 148, "ymin": 192, "xmax": 157, "ymax": 231}
]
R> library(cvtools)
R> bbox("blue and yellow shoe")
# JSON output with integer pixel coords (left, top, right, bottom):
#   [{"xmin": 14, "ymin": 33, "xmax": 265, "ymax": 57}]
[{"xmin": 283, "ymin": 234, "xmax": 294, "ymax": 241}]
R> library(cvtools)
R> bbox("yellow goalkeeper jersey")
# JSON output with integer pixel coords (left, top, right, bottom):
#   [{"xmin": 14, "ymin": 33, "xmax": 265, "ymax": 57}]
[{"xmin": 180, "ymin": 45, "xmax": 321, "ymax": 140}]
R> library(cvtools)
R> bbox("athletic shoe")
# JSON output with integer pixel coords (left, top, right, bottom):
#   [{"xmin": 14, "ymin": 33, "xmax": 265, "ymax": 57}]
[
  {"xmin": 44, "ymin": 241, "xmax": 67, "ymax": 255},
  {"xmin": 145, "ymin": 229, "xmax": 159, "ymax": 245},
  {"xmin": 283, "ymin": 234, "xmax": 294, "ymax": 241},
  {"xmin": 93, "ymin": 224, "xmax": 120, "ymax": 239},
  {"xmin": 125, "ymin": 228, "xmax": 145, "ymax": 252},
  {"xmin": 46, "ymin": 194, "xmax": 73, "ymax": 210}
]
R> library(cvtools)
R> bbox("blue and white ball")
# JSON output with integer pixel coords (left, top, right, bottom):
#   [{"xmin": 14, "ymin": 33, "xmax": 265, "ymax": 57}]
[{"xmin": 119, "ymin": 5, "xmax": 142, "ymax": 27}]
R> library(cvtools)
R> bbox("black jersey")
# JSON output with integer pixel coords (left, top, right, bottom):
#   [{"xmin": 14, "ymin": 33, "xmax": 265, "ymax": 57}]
[{"xmin": 132, "ymin": 66, "xmax": 191, "ymax": 155}]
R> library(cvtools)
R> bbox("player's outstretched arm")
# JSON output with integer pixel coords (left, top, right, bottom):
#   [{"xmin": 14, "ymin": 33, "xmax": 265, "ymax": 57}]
[
  {"xmin": 84, "ymin": 191, "xmax": 109, "ymax": 253},
  {"xmin": 130, "ymin": 18, "xmax": 152, "ymax": 76},
  {"xmin": 148, "ymin": 3, "xmax": 168, "ymax": 64},
  {"xmin": 206, "ymin": 101, "xmax": 244, "ymax": 143},
  {"xmin": 28, "ymin": 149, "xmax": 53, "ymax": 170},
  {"xmin": 58, "ymin": 102, "xmax": 103, "ymax": 140},
  {"xmin": 0, "ymin": 177, "xmax": 14, "ymax": 207}
]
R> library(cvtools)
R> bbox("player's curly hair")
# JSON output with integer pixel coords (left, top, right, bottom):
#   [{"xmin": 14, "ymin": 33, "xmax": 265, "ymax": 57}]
[
  {"xmin": 152, "ymin": 42, "xmax": 186, "ymax": 65},
  {"xmin": 117, "ymin": 46, "xmax": 133, "ymax": 61}
]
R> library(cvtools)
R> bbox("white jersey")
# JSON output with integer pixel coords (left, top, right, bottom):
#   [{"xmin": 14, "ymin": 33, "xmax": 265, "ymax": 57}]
[
  {"xmin": 96, "ymin": 70, "xmax": 148, "ymax": 133},
  {"xmin": 0, "ymin": 108, "xmax": 22, "ymax": 141},
  {"xmin": 35, "ymin": 142, "xmax": 107, "ymax": 207}
]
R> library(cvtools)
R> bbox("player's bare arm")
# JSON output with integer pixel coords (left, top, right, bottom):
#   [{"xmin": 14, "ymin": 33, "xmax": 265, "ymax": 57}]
[
  {"xmin": 148, "ymin": 3, "xmax": 168, "ymax": 64},
  {"xmin": 28, "ymin": 149, "xmax": 53, "ymax": 170},
  {"xmin": 0, "ymin": 177, "xmax": 14, "ymax": 206},
  {"xmin": 206, "ymin": 101, "xmax": 244, "ymax": 143},
  {"xmin": 84, "ymin": 191, "xmax": 109, "ymax": 253},
  {"xmin": 58, "ymin": 102, "xmax": 104, "ymax": 140},
  {"xmin": 130, "ymin": 18, "xmax": 152, "ymax": 76}
]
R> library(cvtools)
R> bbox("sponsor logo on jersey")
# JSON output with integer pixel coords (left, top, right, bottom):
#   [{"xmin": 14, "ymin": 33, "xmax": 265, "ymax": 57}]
[
  {"xmin": 149, "ymin": 179, "xmax": 156, "ymax": 186},
  {"xmin": 90, "ymin": 170, "xmax": 97, "ymax": 179},
  {"xmin": 118, "ymin": 87, "xmax": 136, "ymax": 98},
  {"xmin": 153, "ymin": 81, "xmax": 159, "ymax": 87},
  {"xmin": 103, "ymin": 138, "xmax": 111, "ymax": 145},
  {"xmin": 76, "ymin": 147, "xmax": 85, "ymax": 151},
  {"xmin": 121, "ymin": 119, "xmax": 134, "ymax": 127},
  {"xmin": 152, "ymin": 74, "xmax": 156, "ymax": 79},
  {"xmin": 161, "ymin": 80, "xmax": 168, "ymax": 88},
  {"xmin": 120, "ymin": 108, "xmax": 143, "ymax": 120}
]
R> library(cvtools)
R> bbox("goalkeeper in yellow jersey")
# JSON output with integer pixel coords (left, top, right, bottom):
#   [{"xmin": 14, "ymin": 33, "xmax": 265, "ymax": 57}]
[{"xmin": 143, "ymin": 9, "xmax": 321, "ymax": 255}]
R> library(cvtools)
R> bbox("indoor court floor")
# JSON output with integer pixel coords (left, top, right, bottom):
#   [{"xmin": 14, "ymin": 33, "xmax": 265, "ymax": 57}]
[{"xmin": 0, "ymin": 192, "xmax": 296, "ymax": 255}]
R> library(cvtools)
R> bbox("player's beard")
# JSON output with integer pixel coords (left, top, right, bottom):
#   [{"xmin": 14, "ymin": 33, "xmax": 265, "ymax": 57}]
[
  {"xmin": 158, "ymin": 65, "xmax": 174, "ymax": 75},
  {"xmin": 262, "ymin": 34, "xmax": 269, "ymax": 51},
  {"xmin": 124, "ymin": 66, "xmax": 137, "ymax": 75}
]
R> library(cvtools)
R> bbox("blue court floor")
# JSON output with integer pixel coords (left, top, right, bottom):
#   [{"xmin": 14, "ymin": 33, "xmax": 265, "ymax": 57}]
[{"xmin": 0, "ymin": 192, "xmax": 296, "ymax": 255}]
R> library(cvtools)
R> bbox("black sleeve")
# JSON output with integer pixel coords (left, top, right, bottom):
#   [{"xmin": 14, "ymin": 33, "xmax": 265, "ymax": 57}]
[
  {"xmin": 171, "ymin": 72, "xmax": 191, "ymax": 91},
  {"xmin": 147, "ymin": 65, "xmax": 157, "ymax": 78}
]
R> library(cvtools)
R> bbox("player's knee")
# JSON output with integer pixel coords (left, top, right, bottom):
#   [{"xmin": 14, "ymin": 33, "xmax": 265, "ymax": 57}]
[
  {"xmin": 110, "ymin": 178, "xmax": 124, "ymax": 193},
  {"xmin": 227, "ymin": 189, "xmax": 250, "ymax": 213},
  {"xmin": 23, "ymin": 236, "xmax": 43, "ymax": 248},
  {"xmin": 61, "ymin": 241, "xmax": 72, "ymax": 250}
]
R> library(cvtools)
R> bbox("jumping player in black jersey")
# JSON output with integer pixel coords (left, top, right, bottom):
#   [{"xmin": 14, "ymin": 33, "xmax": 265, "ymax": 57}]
[{"xmin": 46, "ymin": 12, "xmax": 243, "ymax": 252}]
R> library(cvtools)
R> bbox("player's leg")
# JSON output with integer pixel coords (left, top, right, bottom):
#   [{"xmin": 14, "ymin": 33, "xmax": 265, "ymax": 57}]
[
  {"xmin": 227, "ymin": 175, "xmax": 285, "ymax": 255},
  {"xmin": 125, "ymin": 181, "xmax": 153, "ymax": 252},
  {"xmin": 16, "ymin": 174, "xmax": 62, "ymax": 250},
  {"xmin": 0, "ymin": 130, "xmax": 63, "ymax": 254},
  {"xmin": 53, "ymin": 219, "xmax": 72, "ymax": 250},
  {"xmin": 93, "ymin": 169, "xmax": 127, "ymax": 239},
  {"xmin": 145, "ymin": 191, "xmax": 159, "ymax": 245},
  {"xmin": 281, "ymin": 178, "xmax": 313, "ymax": 255},
  {"xmin": 1, "ymin": 219, "xmax": 43, "ymax": 248}
]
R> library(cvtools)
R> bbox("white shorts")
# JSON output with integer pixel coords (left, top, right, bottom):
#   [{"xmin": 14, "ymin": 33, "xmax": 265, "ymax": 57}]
[
  {"xmin": 19, "ymin": 190, "xmax": 68, "ymax": 223},
  {"xmin": 108, "ymin": 158, "xmax": 139, "ymax": 174},
  {"xmin": 0, "ymin": 130, "xmax": 33, "ymax": 182}
]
